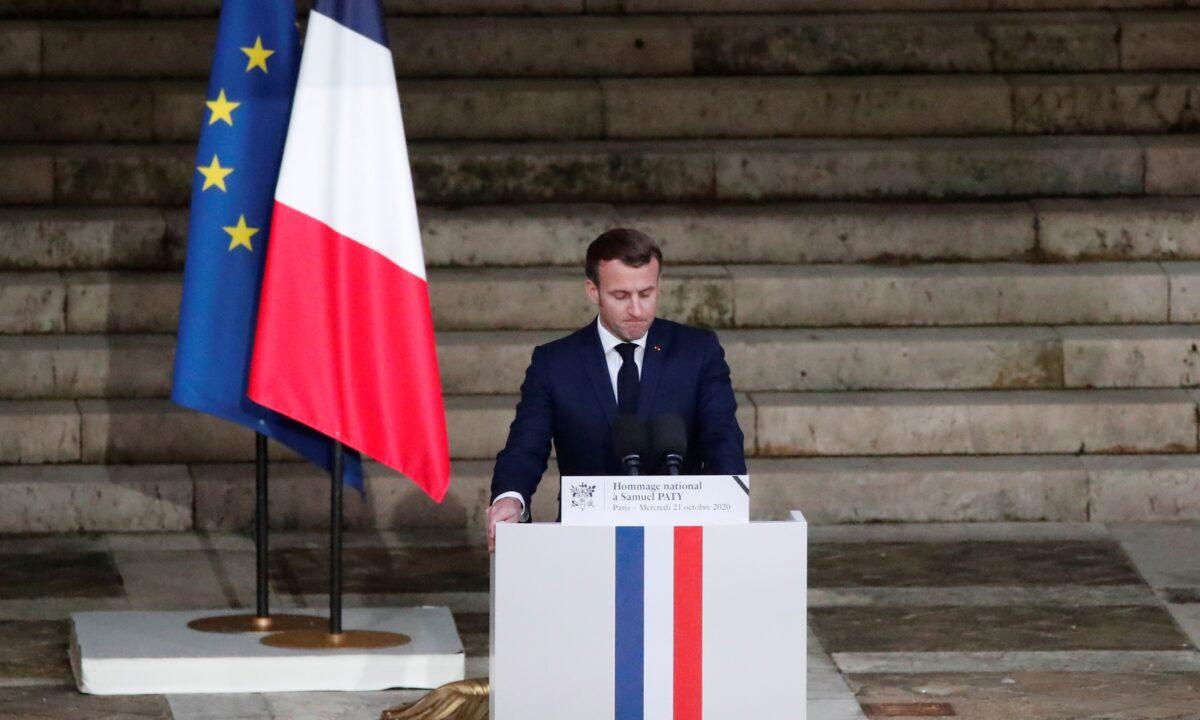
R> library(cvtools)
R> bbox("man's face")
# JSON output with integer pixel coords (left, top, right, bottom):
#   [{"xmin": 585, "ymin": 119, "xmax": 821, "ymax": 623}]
[{"xmin": 585, "ymin": 258, "xmax": 660, "ymax": 342}]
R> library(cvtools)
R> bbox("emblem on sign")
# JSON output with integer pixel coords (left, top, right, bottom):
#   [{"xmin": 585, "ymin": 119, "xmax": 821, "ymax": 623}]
[{"xmin": 570, "ymin": 483, "xmax": 596, "ymax": 510}]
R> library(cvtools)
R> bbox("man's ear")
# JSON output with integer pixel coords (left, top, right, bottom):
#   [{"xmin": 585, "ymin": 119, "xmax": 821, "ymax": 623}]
[{"xmin": 585, "ymin": 278, "xmax": 599, "ymax": 306}]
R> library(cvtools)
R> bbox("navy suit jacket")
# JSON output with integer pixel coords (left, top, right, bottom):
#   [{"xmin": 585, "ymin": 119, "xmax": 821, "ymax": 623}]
[{"xmin": 490, "ymin": 317, "xmax": 747, "ymax": 514}]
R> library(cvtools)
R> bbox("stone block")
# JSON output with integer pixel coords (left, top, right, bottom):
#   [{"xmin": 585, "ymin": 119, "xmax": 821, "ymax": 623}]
[
  {"xmin": 0, "ymin": 464, "xmax": 191, "ymax": 532},
  {"xmin": 1120, "ymin": 13, "xmax": 1200, "ymax": 70},
  {"xmin": 984, "ymin": 13, "xmax": 1120, "ymax": 71},
  {"xmin": 78, "ymin": 399, "xmax": 301, "ymax": 463},
  {"xmin": 1086, "ymin": 454, "xmax": 1200, "ymax": 521},
  {"xmin": 0, "ymin": 150, "xmax": 52, "ymax": 203},
  {"xmin": 0, "ymin": 22, "xmax": 39, "ymax": 78},
  {"xmin": 151, "ymin": 84, "xmax": 203, "ymax": 142},
  {"xmin": 436, "ymin": 330, "xmax": 558, "ymax": 394},
  {"xmin": 1144, "ymin": 138, "xmax": 1200, "ymax": 195},
  {"xmin": 993, "ymin": 0, "xmax": 1181, "ymax": 7},
  {"xmin": 410, "ymin": 141, "xmax": 714, "ymax": 203},
  {"xmin": 752, "ymin": 389, "xmax": 1197, "ymax": 456},
  {"xmin": 390, "ymin": 17, "xmax": 691, "ymax": 77},
  {"xmin": 602, "ymin": 76, "xmax": 1011, "ymax": 138},
  {"xmin": 40, "ymin": 20, "xmax": 216, "ymax": 78},
  {"xmin": 1164, "ymin": 262, "xmax": 1200, "ymax": 322},
  {"xmin": 730, "ymin": 263, "xmax": 1168, "ymax": 327},
  {"xmin": 444, "ymin": 395, "xmax": 520, "ymax": 460},
  {"xmin": 1035, "ymin": 198, "xmax": 1200, "ymax": 260},
  {"xmin": 0, "ymin": 335, "xmax": 174, "ymax": 399},
  {"xmin": 162, "ymin": 208, "xmax": 189, "ymax": 267},
  {"xmin": 0, "ymin": 0, "xmax": 142, "ymax": 14},
  {"xmin": 157, "ymin": 80, "xmax": 605, "ymax": 142},
  {"xmin": 54, "ymin": 145, "xmax": 193, "ymax": 205},
  {"xmin": 0, "ymin": 208, "xmax": 169, "ymax": 270},
  {"xmin": 714, "ymin": 137, "xmax": 1143, "ymax": 200},
  {"xmin": 421, "ymin": 201, "xmax": 1034, "ymax": 267},
  {"xmin": 724, "ymin": 327, "xmax": 1062, "ymax": 392},
  {"xmin": 0, "ymin": 271, "xmax": 65, "ymax": 333},
  {"xmin": 0, "ymin": 400, "xmax": 80, "ymax": 463},
  {"xmin": 65, "ymin": 272, "xmax": 180, "ymax": 333},
  {"xmin": 192, "ymin": 461, "xmax": 493, "ymax": 532},
  {"xmin": 620, "ymin": 0, "xmax": 989, "ymax": 10},
  {"xmin": 1060, "ymin": 325, "xmax": 1200, "ymax": 388},
  {"xmin": 0, "ymin": 82, "xmax": 153, "ymax": 141},
  {"xmin": 749, "ymin": 455, "xmax": 1088, "ymax": 523},
  {"xmin": 419, "ymin": 204, "xmax": 618, "ymax": 267},
  {"xmin": 1013, "ymin": 74, "xmax": 1200, "ymax": 134},
  {"xmin": 691, "ymin": 15, "xmax": 992, "ymax": 75},
  {"xmin": 429, "ymin": 266, "xmax": 732, "ymax": 330},
  {"xmin": 401, "ymin": 80, "xmax": 602, "ymax": 140},
  {"xmin": 617, "ymin": 202, "xmax": 1036, "ymax": 264}
]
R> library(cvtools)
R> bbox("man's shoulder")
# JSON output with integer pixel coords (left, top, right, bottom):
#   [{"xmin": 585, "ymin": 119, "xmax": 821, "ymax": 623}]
[
  {"xmin": 534, "ymin": 324, "xmax": 595, "ymax": 358},
  {"xmin": 654, "ymin": 318, "xmax": 718, "ymax": 349}
]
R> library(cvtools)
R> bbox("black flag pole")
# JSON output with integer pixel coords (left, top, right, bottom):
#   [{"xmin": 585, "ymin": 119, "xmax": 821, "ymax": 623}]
[
  {"xmin": 259, "ymin": 439, "xmax": 408, "ymax": 649},
  {"xmin": 187, "ymin": 434, "xmax": 322, "ymax": 634},
  {"xmin": 330, "ymin": 440, "xmax": 344, "ymax": 635},
  {"xmin": 255, "ymin": 432, "xmax": 270, "ymax": 620}
]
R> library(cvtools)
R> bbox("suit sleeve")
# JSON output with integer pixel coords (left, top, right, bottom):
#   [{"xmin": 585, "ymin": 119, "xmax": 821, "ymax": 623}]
[
  {"xmin": 694, "ymin": 331, "xmax": 747, "ymax": 474},
  {"xmin": 491, "ymin": 344, "xmax": 554, "ymax": 510}
]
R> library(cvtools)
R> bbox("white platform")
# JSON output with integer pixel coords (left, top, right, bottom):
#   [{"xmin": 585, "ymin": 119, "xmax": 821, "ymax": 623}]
[{"xmin": 70, "ymin": 607, "xmax": 465, "ymax": 695}]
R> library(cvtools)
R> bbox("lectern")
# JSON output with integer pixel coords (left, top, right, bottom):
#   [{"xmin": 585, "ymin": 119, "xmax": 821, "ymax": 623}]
[{"xmin": 490, "ymin": 476, "xmax": 807, "ymax": 720}]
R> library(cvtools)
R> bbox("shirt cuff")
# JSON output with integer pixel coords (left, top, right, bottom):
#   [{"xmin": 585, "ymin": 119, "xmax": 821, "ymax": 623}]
[{"xmin": 493, "ymin": 491, "xmax": 529, "ymax": 521}]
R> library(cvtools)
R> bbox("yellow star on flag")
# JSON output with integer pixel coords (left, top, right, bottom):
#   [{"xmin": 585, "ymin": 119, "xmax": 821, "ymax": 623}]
[
  {"xmin": 206, "ymin": 89, "xmax": 240, "ymax": 126},
  {"xmin": 196, "ymin": 155, "xmax": 234, "ymax": 192},
  {"xmin": 241, "ymin": 36, "xmax": 275, "ymax": 73},
  {"xmin": 223, "ymin": 215, "xmax": 259, "ymax": 252}
]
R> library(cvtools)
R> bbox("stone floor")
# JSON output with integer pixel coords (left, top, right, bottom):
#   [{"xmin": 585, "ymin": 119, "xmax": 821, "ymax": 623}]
[{"xmin": 3, "ymin": 522, "xmax": 1200, "ymax": 719}]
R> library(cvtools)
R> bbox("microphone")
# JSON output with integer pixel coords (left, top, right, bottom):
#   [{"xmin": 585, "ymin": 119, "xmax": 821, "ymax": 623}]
[
  {"xmin": 612, "ymin": 414, "xmax": 647, "ymax": 476},
  {"xmin": 650, "ymin": 413, "xmax": 688, "ymax": 476}
]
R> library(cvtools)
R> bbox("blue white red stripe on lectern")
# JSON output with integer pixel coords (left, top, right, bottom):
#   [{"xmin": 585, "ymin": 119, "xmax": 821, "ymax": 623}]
[
  {"xmin": 615, "ymin": 526, "xmax": 704, "ymax": 719},
  {"xmin": 614, "ymin": 526, "xmax": 645, "ymax": 719}
]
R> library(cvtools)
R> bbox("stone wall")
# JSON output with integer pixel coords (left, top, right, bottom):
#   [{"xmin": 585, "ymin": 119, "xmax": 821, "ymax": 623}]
[{"xmin": 3, "ymin": 0, "xmax": 1200, "ymax": 531}]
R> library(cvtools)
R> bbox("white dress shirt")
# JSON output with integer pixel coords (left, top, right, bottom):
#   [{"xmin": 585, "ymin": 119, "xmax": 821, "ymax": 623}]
[{"xmin": 493, "ymin": 317, "xmax": 650, "ymax": 519}]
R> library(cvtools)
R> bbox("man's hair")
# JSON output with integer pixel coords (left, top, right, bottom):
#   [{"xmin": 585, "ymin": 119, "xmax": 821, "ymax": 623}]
[{"xmin": 585, "ymin": 228, "xmax": 663, "ymax": 286}]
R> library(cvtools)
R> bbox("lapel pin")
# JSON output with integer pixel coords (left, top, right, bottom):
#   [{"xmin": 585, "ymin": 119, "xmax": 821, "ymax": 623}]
[{"xmin": 653, "ymin": 345, "xmax": 662, "ymax": 352}]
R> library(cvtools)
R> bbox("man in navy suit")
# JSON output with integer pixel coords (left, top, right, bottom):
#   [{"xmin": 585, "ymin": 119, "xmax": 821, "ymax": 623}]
[{"xmin": 486, "ymin": 228, "xmax": 746, "ymax": 549}]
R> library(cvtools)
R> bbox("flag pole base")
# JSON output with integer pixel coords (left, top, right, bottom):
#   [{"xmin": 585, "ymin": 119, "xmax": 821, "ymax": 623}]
[
  {"xmin": 186, "ymin": 613, "xmax": 324, "ymax": 634},
  {"xmin": 259, "ymin": 629, "xmax": 411, "ymax": 650}
]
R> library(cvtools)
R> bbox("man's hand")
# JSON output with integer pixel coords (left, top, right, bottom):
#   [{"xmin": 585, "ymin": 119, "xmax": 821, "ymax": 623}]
[{"xmin": 486, "ymin": 497, "xmax": 523, "ymax": 552}]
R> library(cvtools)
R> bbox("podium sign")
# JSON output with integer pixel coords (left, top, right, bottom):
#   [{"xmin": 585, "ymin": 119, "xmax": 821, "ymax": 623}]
[
  {"xmin": 491, "ymin": 519, "xmax": 807, "ymax": 720},
  {"xmin": 561, "ymin": 475, "xmax": 750, "ymax": 526}
]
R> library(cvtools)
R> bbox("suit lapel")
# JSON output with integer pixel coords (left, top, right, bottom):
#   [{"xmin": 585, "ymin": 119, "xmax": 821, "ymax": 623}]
[
  {"xmin": 636, "ymin": 320, "xmax": 667, "ymax": 420},
  {"xmin": 578, "ymin": 320, "xmax": 617, "ymax": 425}
]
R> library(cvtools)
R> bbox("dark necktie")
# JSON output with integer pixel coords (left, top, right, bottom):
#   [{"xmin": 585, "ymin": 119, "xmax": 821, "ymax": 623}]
[{"xmin": 615, "ymin": 342, "xmax": 640, "ymax": 414}]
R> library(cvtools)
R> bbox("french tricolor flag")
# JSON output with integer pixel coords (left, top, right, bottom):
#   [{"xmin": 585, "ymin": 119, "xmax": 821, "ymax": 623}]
[{"xmin": 248, "ymin": 0, "xmax": 450, "ymax": 501}]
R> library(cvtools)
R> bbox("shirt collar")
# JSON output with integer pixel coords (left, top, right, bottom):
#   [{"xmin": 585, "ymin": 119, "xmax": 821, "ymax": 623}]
[{"xmin": 596, "ymin": 316, "xmax": 648, "ymax": 355}]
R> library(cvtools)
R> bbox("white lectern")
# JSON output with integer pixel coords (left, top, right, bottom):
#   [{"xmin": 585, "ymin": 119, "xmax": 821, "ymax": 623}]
[{"xmin": 490, "ymin": 476, "xmax": 807, "ymax": 720}]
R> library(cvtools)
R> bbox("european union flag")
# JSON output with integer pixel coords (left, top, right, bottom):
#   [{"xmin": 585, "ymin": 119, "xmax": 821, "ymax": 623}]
[{"xmin": 172, "ymin": 0, "xmax": 363, "ymax": 489}]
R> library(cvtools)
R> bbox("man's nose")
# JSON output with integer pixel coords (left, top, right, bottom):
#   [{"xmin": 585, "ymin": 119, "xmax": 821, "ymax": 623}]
[{"xmin": 629, "ymin": 295, "xmax": 644, "ymax": 317}]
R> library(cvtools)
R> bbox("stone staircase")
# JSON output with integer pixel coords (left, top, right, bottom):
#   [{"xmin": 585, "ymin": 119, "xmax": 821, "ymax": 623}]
[{"xmin": 4, "ymin": 0, "xmax": 1200, "ymax": 533}]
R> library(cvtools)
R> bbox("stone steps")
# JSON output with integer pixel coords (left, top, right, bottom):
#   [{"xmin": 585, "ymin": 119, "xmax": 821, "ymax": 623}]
[
  {"xmin": 8, "ymin": 74, "xmax": 1200, "ymax": 142},
  {"xmin": 1, "ymin": 0, "xmax": 1195, "ymax": 18},
  {"xmin": 1, "ymin": 390, "xmax": 1194, "ymax": 464},
  {"xmin": 4, "ymin": 13, "xmax": 1199, "ymax": 80},
  {"xmin": 5, "ymin": 263, "xmax": 1199, "ymax": 334},
  {"xmin": 5, "ymin": 325, "xmax": 1200, "ymax": 400},
  {"xmin": 7, "ymin": 200, "xmax": 1200, "ymax": 271},
  {"xmin": 5, "ymin": 136, "xmax": 1199, "ymax": 205},
  {"xmin": 1, "ymin": 453, "xmax": 1197, "ymax": 533}
]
